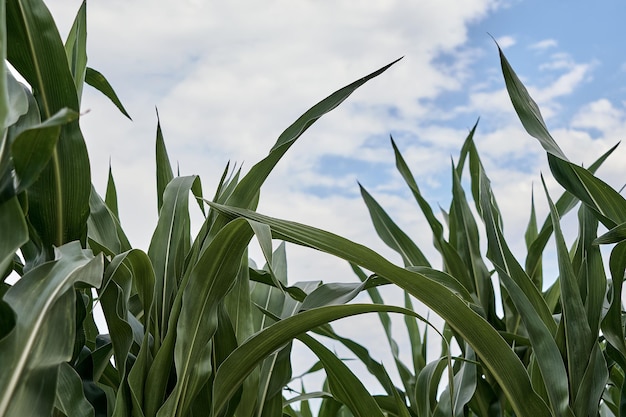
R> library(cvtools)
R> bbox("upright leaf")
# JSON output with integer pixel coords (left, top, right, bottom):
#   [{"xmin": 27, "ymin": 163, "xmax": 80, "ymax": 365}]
[
  {"xmin": 64, "ymin": 0, "xmax": 87, "ymax": 102},
  {"xmin": 155, "ymin": 110, "xmax": 174, "ymax": 212},
  {"xmin": 156, "ymin": 218, "xmax": 254, "ymax": 417},
  {"xmin": 7, "ymin": 0, "xmax": 91, "ymax": 254},
  {"xmin": 148, "ymin": 176, "xmax": 199, "ymax": 344}
]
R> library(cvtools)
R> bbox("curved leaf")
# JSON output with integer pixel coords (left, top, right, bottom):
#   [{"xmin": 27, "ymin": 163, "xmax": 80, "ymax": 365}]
[
  {"xmin": 212, "ymin": 303, "xmax": 431, "ymax": 416},
  {"xmin": 7, "ymin": 0, "xmax": 91, "ymax": 253},
  {"xmin": 0, "ymin": 242, "xmax": 103, "ymax": 417},
  {"xmin": 299, "ymin": 333, "xmax": 385, "ymax": 417}
]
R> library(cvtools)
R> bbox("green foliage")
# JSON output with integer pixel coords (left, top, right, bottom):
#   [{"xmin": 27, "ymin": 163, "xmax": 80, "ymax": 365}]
[{"xmin": 2, "ymin": 1, "xmax": 626, "ymax": 417}]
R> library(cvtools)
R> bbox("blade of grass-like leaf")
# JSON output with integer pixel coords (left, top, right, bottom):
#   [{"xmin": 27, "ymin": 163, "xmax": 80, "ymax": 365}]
[
  {"xmin": 416, "ymin": 358, "xmax": 448, "ymax": 417},
  {"xmin": 148, "ymin": 175, "xmax": 199, "ymax": 344},
  {"xmin": 312, "ymin": 324, "xmax": 399, "ymax": 398},
  {"xmin": 0, "ymin": 73, "xmax": 28, "ymax": 200},
  {"xmin": 547, "ymin": 154, "xmax": 626, "ymax": 229},
  {"xmin": 0, "ymin": 242, "xmax": 103, "ymax": 417},
  {"xmin": 526, "ymin": 143, "xmax": 619, "ymax": 279},
  {"xmin": 471, "ymin": 142, "xmax": 555, "ymax": 333},
  {"xmin": 85, "ymin": 67, "xmax": 131, "ymax": 120},
  {"xmin": 209, "ymin": 203, "xmax": 552, "ymax": 417},
  {"xmin": 87, "ymin": 186, "xmax": 132, "ymax": 256},
  {"xmin": 572, "ymin": 204, "xmax": 606, "ymax": 337},
  {"xmin": 11, "ymin": 108, "xmax": 79, "ymax": 191},
  {"xmin": 155, "ymin": 110, "xmax": 174, "ymax": 212},
  {"xmin": 299, "ymin": 275, "xmax": 382, "ymax": 310},
  {"xmin": 525, "ymin": 188, "xmax": 541, "ymax": 285},
  {"xmin": 7, "ymin": 0, "xmax": 91, "ymax": 252},
  {"xmin": 571, "ymin": 342, "xmax": 607, "ymax": 417},
  {"xmin": 434, "ymin": 348, "xmax": 477, "ymax": 417},
  {"xmin": 0, "ymin": 0, "xmax": 8, "ymax": 131},
  {"xmin": 0, "ymin": 197, "xmax": 28, "ymax": 276},
  {"xmin": 594, "ymin": 221, "xmax": 626, "ymax": 245},
  {"xmin": 449, "ymin": 163, "xmax": 495, "ymax": 315},
  {"xmin": 298, "ymin": 333, "xmax": 386, "ymax": 417},
  {"xmin": 351, "ymin": 264, "xmax": 418, "ymax": 410},
  {"xmin": 213, "ymin": 303, "xmax": 433, "ymax": 417},
  {"xmin": 55, "ymin": 362, "xmax": 95, "ymax": 417},
  {"xmin": 105, "ymin": 162, "xmax": 119, "ymax": 218},
  {"xmin": 543, "ymin": 176, "xmax": 597, "ymax": 406},
  {"xmin": 223, "ymin": 58, "xmax": 401, "ymax": 212},
  {"xmin": 390, "ymin": 138, "xmax": 474, "ymax": 293},
  {"xmin": 497, "ymin": 45, "xmax": 567, "ymax": 160},
  {"xmin": 64, "ymin": 0, "xmax": 87, "ymax": 102},
  {"xmin": 156, "ymin": 218, "xmax": 254, "ymax": 417},
  {"xmin": 600, "ymin": 241, "xmax": 626, "ymax": 369},
  {"xmin": 359, "ymin": 183, "xmax": 430, "ymax": 267},
  {"xmin": 499, "ymin": 45, "xmax": 626, "ymax": 229}
]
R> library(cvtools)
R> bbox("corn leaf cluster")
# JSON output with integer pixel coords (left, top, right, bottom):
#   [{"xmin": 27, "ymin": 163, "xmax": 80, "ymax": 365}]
[{"xmin": 2, "ymin": 1, "xmax": 626, "ymax": 417}]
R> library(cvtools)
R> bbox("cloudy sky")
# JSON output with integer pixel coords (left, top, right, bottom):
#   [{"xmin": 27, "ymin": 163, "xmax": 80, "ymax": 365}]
[{"xmin": 45, "ymin": 0, "xmax": 626, "ymax": 398}]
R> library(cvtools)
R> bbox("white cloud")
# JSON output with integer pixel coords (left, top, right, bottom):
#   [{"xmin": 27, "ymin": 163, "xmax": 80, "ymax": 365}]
[
  {"xmin": 529, "ymin": 39, "xmax": 558, "ymax": 50},
  {"xmin": 497, "ymin": 35, "xmax": 516, "ymax": 49}
]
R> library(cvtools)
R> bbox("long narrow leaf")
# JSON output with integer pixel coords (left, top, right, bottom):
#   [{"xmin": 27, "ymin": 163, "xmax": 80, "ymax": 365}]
[
  {"xmin": 298, "ymin": 333, "xmax": 386, "ymax": 417},
  {"xmin": 208, "ymin": 202, "xmax": 552, "ymax": 417},
  {"xmin": 7, "ymin": 0, "xmax": 91, "ymax": 253},
  {"xmin": 0, "ymin": 242, "xmax": 102, "ymax": 417}
]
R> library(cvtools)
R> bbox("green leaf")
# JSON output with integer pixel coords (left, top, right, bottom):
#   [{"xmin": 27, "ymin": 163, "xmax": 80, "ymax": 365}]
[
  {"xmin": 601, "ymin": 242, "xmax": 626, "ymax": 369},
  {"xmin": 434, "ymin": 348, "xmax": 477, "ymax": 417},
  {"xmin": 449, "ymin": 160, "xmax": 495, "ymax": 315},
  {"xmin": 299, "ymin": 334, "xmax": 385, "ymax": 417},
  {"xmin": 594, "ymin": 221, "xmax": 626, "ymax": 245},
  {"xmin": 525, "ymin": 143, "xmax": 619, "ymax": 280},
  {"xmin": 359, "ymin": 183, "xmax": 430, "ymax": 267},
  {"xmin": 498, "ymin": 45, "xmax": 567, "ymax": 160},
  {"xmin": 0, "ymin": 197, "xmax": 28, "ymax": 277},
  {"xmin": 155, "ymin": 110, "xmax": 173, "ymax": 211},
  {"xmin": 105, "ymin": 162, "xmax": 119, "ymax": 218},
  {"xmin": 156, "ymin": 218, "xmax": 254, "ymax": 417},
  {"xmin": 11, "ymin": 108, "xmax": 79, "ymax": 192},
  {"xmin": 213, "ymin": 303, "xmax": 431, "ymax": 417},
  {"xmin": 87, "ymin": 186, "xmax": 131, "ymax": 256},
  {"xmin": 224, "ymin": 58, "xmax": 401, "ymax": 212},
  {"xmin": 0, "ymin": 242, "xmax": 103, "ymax": 417},
  {"xmin": 54, "ymin": 362, "xmax": 95, "ymax": 417},
  {"xmin": 148, "ymin": 176, "xmax": 199, "ymax": 344},
  {"xmin": 209, "ymin": 203, "xmax": 552, "ymax": 417},
  {"xmin": 85, "ymin": 67, "xmax": 132, "ymax": 120},
  {"xmin": 543, "ymin": 176, "xmax": 596, "ymax": 413},
  {"xmin": 64, "ymin": 1, "xmax": 87, "ymax": 102},
  {"xmin": 7, "ymin": 0, "xmax": 92, "ymax": 253}
]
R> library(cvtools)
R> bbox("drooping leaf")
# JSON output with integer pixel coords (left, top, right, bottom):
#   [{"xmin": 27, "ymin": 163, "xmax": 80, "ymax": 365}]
[
  {"xmin": 85, "ymin": 67, "xmax": 132, "ymax": 120},
  {"xmin": 220, "ymin": 59, "xmax": 401, "ymax": 215},
  {"xmin": 299, "ymin": 333, "xmax": 386, "ymax": 417},
  {"xmin": 498, "ymin": 45, "xmax": 567, "ymax": 160},
  {"xmin": 209, "ymin": 203, "xmax": 552, "ymax": 417},
  {"xmin": 0, "ymin": 242, "xmax": 103, "ymax": 417},
  {"xmin": 11, "ymin": 108, "xmax": 79, "ymax": 192}
]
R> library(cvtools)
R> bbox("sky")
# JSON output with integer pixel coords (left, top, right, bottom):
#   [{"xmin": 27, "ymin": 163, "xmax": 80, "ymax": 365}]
[{"xmin": 41, "ymin": 0, "xmax": 626, "ymax": 402}]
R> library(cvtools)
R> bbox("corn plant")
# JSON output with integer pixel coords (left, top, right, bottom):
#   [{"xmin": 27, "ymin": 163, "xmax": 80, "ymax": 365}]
[
  {"xmin": 210, "ymin": 48, "xmax": 626, "ymax": 417},
  {"xmin": 0, "ymin": 1, "xmax": 423, "ymax": 417}
]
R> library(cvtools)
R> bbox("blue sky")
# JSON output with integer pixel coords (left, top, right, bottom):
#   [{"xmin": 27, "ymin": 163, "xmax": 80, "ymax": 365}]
[{"xmin": 44, "ymin": 0, "xmax": 626, "ymax": 398}]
